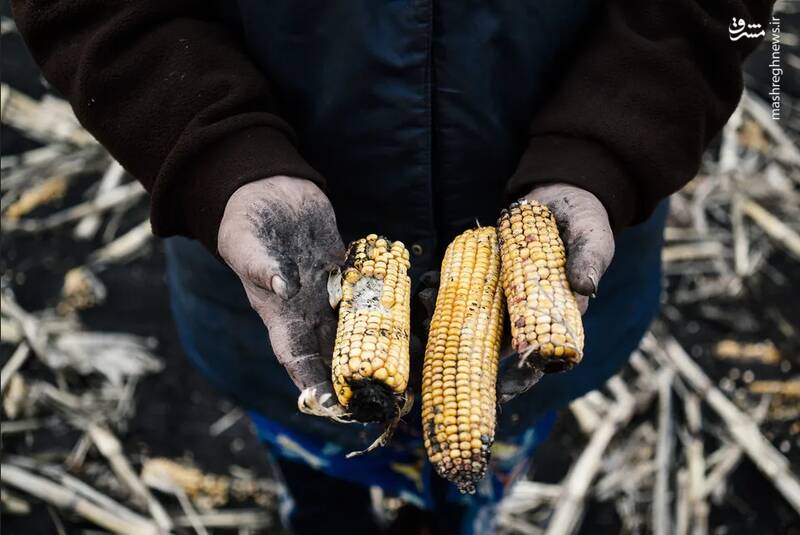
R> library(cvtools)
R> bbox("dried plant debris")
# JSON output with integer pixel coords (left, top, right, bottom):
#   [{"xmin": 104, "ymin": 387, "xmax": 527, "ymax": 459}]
[
  {"xmin": 4, "ymin": 175, "xmax": 68, "ymax": 221},
  {"xmin": 141, "ymin": 458, "xmax": 277, "ymax": 510},
  {"xmin": 715, "ymin": 339, "xmax": 782, "ymax": 365},
  {"xmin": 58, "ymin": 267, "xmax": 107, "ymax": 313},
  {"xmin": 1, "ymin": 79, "xmax": 286, "ymax": 535},
  {"xmin": 2, "ymin": 293, "xmax": 161, "ymax": 386},
  {"xmin": 498, "ymin": 90, "xmax": 800, "ymax": 534}
]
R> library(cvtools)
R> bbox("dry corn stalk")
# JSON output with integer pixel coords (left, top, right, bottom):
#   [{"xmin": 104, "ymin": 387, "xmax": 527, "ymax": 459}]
[
  {"xmin": 331, "ymin": 234, "xmax": 411, "ymax": 422},
  {"xmin": 498, "ymin": 199, "xmax": 584, "ymax": 371},
  {"xmin": 4, "ymin": 175, "xmax": 68, "ymax": 221},
  {"xmin": 422, "ymin": 227, "xmax": 504, "ymax": 493},
  {"xmin": 141, "ymin": 458, "xmax": 230, "ymax": 508},
  {"xmin": 714, "ymin": 340, "xmax": 781, "ymax": 365},
  {"xmin": 749, "ymin": 380, "xmax": 800, "ymax": 397},
  {"xmin": 58, "ymin": 266, "xmax": 107, "ymax": 313}
]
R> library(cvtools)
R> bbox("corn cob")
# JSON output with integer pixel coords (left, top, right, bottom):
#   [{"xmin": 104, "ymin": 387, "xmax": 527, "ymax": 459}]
[
  {"xmin": 421, "ymin": 227, "xmax": 504, "ymax": 494},
  {"xmin": 331, "ymin": 234, "xmax": 411, "ymax": 422},
  {"xmin": 498, "ymin": 199, "xmax": 584, "ymax": 371}
]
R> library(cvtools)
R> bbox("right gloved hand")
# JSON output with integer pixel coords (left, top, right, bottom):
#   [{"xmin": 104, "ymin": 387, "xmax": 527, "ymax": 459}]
[
  {"xmin": 418, "ymin": 184, "xmax": 615, "ymax": 404},
  {"xmin": 217, "ymin": 176, "xmax": 348, "ymax": 420},
  {"xmin": 496, "ymin": 183, "xmax": 615, "ymax": 403}
]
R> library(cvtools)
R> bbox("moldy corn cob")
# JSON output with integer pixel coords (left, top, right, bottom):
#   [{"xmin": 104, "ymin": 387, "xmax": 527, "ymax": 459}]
[
  {"xmin": 331, "ymin": 234, "xmax": 411, "ymax": 422},
  {"xmin": 421, "ymin": 227, "xmax": 504, "ymax": 494},
  {"xmin": 498, "ymin": 199, "xmax": 584, "ymax": 372}
]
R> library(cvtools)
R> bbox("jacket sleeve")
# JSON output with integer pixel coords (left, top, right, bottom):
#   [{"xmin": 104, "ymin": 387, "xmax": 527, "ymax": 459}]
[
  {"xmin": 11, "ymin": 1, "xmax": 324, "ymax": 252},
  {"xmin": 507, "ymin": 0, "xmax": 775, "ymax": 231}
]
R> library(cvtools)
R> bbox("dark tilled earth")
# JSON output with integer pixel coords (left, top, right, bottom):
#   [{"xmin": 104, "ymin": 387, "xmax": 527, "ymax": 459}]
[
  {"xmin": 1, "ymin": 248, "xmax": 276, "ymax": 535},
  {"xmin": 2, "ymin": 7, "xmax": 799, "ymax": 534}
]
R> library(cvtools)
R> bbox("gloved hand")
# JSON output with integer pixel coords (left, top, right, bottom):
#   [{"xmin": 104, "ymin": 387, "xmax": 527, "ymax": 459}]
[
  {"xmin": 497, "ymin": 182, "xmax": 615, "ymax": 403},
  {"xmin": 217, "ymin": 176, "xmax": 349, "ymax": 420}
]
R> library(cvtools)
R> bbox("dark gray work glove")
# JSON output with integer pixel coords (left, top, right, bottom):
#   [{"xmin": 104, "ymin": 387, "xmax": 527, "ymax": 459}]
[
  {"xmin": 497, "ymin": 182, "xmax": 615, "ymax": 403},
  {"xmin": 218, "ymin": 176, "xmax": 349, "ymax": 421}
]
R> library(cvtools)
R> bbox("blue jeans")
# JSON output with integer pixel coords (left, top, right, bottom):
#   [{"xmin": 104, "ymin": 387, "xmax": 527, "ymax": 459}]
[{"xmin": 164, "ymin": 201, "xmax": 668, "ymax": 532}]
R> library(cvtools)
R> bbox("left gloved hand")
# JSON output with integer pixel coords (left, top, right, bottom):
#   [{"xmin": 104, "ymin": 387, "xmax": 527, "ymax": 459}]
[
  {"xmin": 497, "ymin": 182, "xmax": 615, "ymax": 402},
  {"xmin": 217, "ymin": 176, "xmax": 348, "ymax": 420}
]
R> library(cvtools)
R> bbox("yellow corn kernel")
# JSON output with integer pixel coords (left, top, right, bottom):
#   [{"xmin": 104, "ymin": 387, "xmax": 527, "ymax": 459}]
[
  {"xmin": 331, "ymin": 234, "xmax": 411, "ymax": 422},
  {"xmin": 422, "ymin": 227, "xmax": 504, "ymax": 494},
  {"xmin": 498, "ymin": 199, "xmax": 584, "ymax": 371}
]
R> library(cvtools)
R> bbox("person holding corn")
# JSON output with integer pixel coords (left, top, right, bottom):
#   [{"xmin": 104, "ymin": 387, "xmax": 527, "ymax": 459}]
[{"xmin": 13, "ymin": 0, "xmax": 774, "ymax": 533}]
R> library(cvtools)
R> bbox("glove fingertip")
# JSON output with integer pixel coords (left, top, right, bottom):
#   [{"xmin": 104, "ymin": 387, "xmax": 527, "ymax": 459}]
[
  {"xmin": 497, "ymin": 361, "xmax": 544, "ymax": 403},
  {"xmin": 567, "ymin": 265, "xmax": 598, "ymax": 296},
  {"xmin": 271, "ymin": 275, "xmax": 297, "ymax": 300},
  {"xmin": 575, "ymin": 293, "xmax": 590, "ymax": 315},
  {"xmin": 497, "ymin": 392, "xmax": 514, "ymax": 404}
]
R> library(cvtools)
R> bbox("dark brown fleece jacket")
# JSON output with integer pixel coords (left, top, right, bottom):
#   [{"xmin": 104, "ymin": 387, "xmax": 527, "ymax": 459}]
[{"xmin": 12, "ymin": 1, "xmax": 774, "ymax": 251}]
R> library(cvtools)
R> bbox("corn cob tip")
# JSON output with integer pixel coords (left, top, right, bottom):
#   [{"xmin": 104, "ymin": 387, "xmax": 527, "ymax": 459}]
[
  {"xmin": 517, "ymin": 344, "xmax": 575, "ymax": 373},
  {"xmin": 346, "ymin": 379, "xmax": 398, "ymax": 422},
  {"xmin": 425, "ymin": 416, "xmax": 492, "ymax": 494}
]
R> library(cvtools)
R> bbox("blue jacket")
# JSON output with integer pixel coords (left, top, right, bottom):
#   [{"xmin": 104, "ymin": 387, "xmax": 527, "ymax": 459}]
[{"xmin": 234, "ymin": 0, "xmax": 591, "ymax": 275}]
